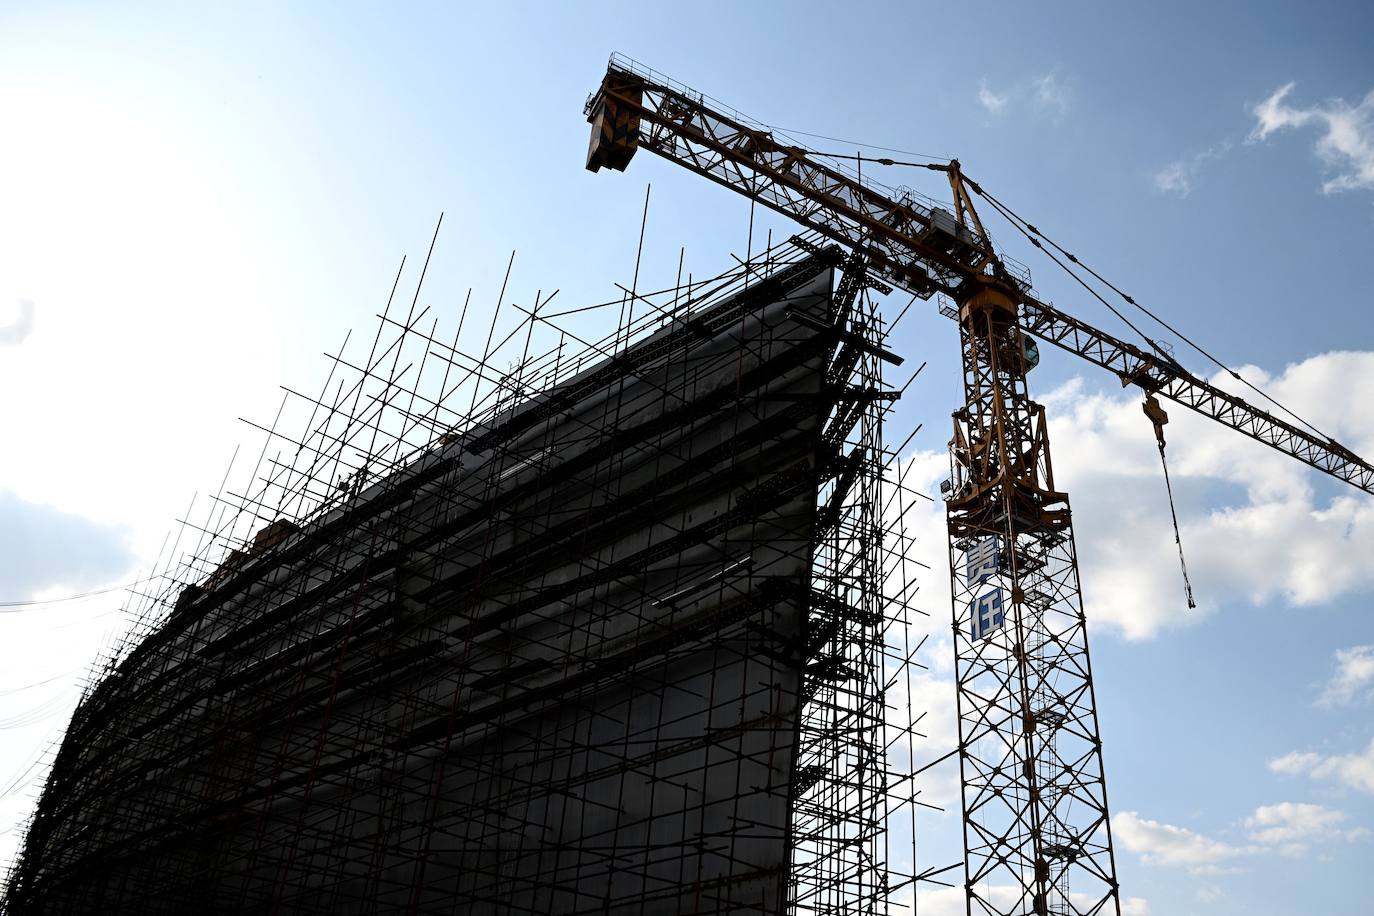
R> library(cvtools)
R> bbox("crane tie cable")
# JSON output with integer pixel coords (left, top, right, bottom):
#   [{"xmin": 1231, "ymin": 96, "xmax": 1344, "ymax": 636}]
[
  {"xmin": 811, "ymin": 151, "xmax": 949, "ymax": 170},
  {"xmin": 817, "ymin": 149, "xmax": 1342, "ymax": 448},
  {"xmin": 767, "ymin": 127, "xmax": 952, "ymax": 162},
  {"xmin": 965, "ymin": 181, "xmax": 1338, "ymax": 447},
  {"xmin": 967, "ymin": 185, "xmax": 1189, "ymax": 359}
]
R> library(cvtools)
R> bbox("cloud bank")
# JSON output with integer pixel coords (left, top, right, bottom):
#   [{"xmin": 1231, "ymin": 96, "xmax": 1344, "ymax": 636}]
[
  {"xmin": 898, "ymin": 350, "xmax": 1374, "ymax": 643},
  {"xmin": 1114, "ymin": 802, "xmax": 1364, "ymax": 873},
  {"xmin": 0, "ymin": 299, "xmax": 35, "ymax": 346},
  {"xmin": 0, "ymin": 490, "xmax": 135, "ymax": 601},
  {"xmin": 1270, "ymin": 737, "xmax": 1374, "ymax": 795},
  {"xmin": 1153, "ymin": 142, "xmax": 1232, "ymax": 198},
  {"xmin": 1318, "ymin": 644, "xmax": 1374, "ymax": 707},
  {"xmin": 1250, "ymin": 82, "xmax": 1374, "ymax": 193}
]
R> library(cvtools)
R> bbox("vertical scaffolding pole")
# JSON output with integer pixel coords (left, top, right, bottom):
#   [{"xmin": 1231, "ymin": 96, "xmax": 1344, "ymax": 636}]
[{"xmin": 786, "ymin": 258, "xmax": 902, "ymax": 916}]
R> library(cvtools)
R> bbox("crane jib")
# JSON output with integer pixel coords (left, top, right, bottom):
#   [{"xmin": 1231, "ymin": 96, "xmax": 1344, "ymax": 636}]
[
  {"xmin": 1007, "ymin": 297, "xmax": 1374, "ymax": 496},
  {"xmin": 586, "ymin": 62, "xmax": 1374, "ymax": 503},
  {"xmin": 585, "ymin": 70, "xmax": 1002, "ymax": 301}
]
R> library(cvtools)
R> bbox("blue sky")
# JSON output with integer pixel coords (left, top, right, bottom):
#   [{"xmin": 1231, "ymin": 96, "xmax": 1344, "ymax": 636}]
[{"xmin": 2, "ymin": 2, "xmax": 1373, "ymax": 913}]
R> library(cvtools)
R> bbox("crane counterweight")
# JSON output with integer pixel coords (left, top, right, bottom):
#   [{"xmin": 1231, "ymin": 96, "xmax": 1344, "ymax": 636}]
[{"xmin": 585, "ymin": 73, "xmax": 641, "ymax": 172}]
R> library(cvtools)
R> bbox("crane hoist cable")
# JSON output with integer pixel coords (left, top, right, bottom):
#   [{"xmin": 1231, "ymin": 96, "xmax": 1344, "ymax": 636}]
[
  {"xmin": 1143, "ymin": 393, "xmax": 1197, "ymax": 609},
  {"xmin": 776, "ymin": 152, "xmax": 1354, "ymax": 594}
]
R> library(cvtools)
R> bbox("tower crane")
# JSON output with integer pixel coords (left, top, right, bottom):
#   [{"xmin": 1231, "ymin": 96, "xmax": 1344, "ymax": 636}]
[{"xmin": 583, "ymin": 54, "xmax": 1374, "ymax": 916}]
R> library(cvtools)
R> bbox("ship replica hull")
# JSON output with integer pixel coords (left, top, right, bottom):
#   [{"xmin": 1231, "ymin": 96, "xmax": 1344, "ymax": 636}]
[{"xmin": 7, "ymin": 254, "xmax": 843, "ymax": 914}]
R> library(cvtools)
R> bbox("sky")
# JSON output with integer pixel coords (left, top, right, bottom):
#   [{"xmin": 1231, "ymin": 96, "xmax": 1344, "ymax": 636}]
[{"xmin": 2, "ymin": 1, "xmax": 1374, "ymax": 913}]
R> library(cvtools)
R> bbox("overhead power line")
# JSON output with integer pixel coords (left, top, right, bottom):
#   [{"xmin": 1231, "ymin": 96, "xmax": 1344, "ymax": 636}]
[{"xmin": 0, "ymin": 575, "xmax": 157, "ymax": 611}]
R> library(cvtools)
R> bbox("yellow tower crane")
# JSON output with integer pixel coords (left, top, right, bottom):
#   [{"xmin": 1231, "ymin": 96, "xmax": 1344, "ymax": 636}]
[{"xmin": 583, "ymin": 53, "xmax": 1374, "ymax": 916}]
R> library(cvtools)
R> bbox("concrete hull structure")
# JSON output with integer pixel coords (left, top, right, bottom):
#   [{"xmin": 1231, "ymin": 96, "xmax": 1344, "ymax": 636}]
[{"xmin": 5, "ymin": 254, "xmax": 847, "ymax": 915}]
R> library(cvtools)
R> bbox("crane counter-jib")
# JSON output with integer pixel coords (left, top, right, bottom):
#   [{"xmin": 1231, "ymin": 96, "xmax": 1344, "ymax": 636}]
[{"xmin": 584, "ymin": 62, "xmax": 1032, "ymax": 302}]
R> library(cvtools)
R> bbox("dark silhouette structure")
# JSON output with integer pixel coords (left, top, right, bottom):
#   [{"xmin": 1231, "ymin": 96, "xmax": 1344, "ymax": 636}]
[{"xmin": 5, "ymin": 238, "xmax": 916, "ymax": 915}]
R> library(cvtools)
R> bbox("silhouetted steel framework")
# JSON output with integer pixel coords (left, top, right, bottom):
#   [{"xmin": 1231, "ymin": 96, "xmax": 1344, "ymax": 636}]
[
  {"xmin": 2, "ymin": 232, "xmax": 928, "ymax": 915},
  {"xmin": 943, "ymin": 283, "xmax": 1115, "ymax": 915},
  {"xmin": 582, "ymin": 52, "xmax": 1374, "ymax": 916}
]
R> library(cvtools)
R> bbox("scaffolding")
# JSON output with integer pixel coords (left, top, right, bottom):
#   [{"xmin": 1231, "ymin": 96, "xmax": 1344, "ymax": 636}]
[{"xmin": 2, "ymin": 229, "xmax": 932, "ymax": 916}]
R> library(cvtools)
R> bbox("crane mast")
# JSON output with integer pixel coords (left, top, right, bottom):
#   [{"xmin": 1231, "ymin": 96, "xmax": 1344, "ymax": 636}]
[
  {"xmin": 583, "ymin": 54, "xmax": 1374, "ymax": 916},
  {"xmin": 943, "ymin": 274, "xmax": 1117, "ymax": 915}
]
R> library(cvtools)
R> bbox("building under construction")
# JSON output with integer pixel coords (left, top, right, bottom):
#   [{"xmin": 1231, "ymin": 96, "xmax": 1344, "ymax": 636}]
[
  {"xmin": 2, "ymin": 233, "xmax": 926, "ymax": 915},
  {"xmin": 9, "ymin": 53, "xmax": 1374, "ymax": 916}
]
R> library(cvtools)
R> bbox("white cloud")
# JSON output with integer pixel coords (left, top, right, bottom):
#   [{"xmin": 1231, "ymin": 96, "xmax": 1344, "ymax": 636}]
[
  {"xmin": 975, "ymin": 73, "xmax": 1071, "ymax": 121},
  {"xmin": 1252, "ymin": 82, "xmax": 1312, "ymax": 137},
  {"xmin": 1153, "ymin": 161, "xmax": 1193, "ymax": 197},
  {"xmin": 1121, "ymin": 898, "xmax": 1151, "ymax": 916},
  {"xmin": 1269, "ymin": 750, "xmax": 1322, "ymax": 775},
  {"xmin": 977, "ymin": 79, "xmax": 1007, "ymax": 114},
  {"xmin": 1032, "ymin": 74, "xmax": 1071, "ymax": 119},
  {"xmin": 1153, "ymin": 142, "xmax": 1232, "ymax": 198},
  {"xmin": 1113, "ymin": 811, "xmax": 1250, "ymax": 871},
  {"xmin": 1031, "ymin": 351, "xmax": 1374, "ymax": 641},
  {"xmin": 1318, "ymin": 645, "xmax": 1374, "ymax": 706},
  {"xmin": 1249, "ymin": 81, "xmax": 1374, "ymax": 193},
  {"xmin": 1269, "ymin": 737, "xmax": 1374, "ymax": 794},
  {"xmin": 892, "ymin": 642, "xmax": 961, "ymax": 811},
  {"xmin": 1114, "ymin": 803, "xmax": 1364, "ymax": 873},
  {"xmin": 1243, "ymin": 802, "xmax": 1366, "ymax": 850},
  {"xmin": 0, "ymin": 298, "xmax": 35, "ymax": 346}
]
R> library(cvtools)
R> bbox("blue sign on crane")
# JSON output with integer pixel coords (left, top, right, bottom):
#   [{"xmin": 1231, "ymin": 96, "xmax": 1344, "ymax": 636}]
[
  {"xmin": 966, "ymin": 536, "xmax": 999, "ymax": 584},
  {"xmin": 970, "ymin": 589, "xmax": 1006, "ymax": 640}
]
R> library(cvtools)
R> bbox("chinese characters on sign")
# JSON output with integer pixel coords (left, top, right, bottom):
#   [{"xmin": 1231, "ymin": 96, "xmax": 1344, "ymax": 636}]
[
  {"xmin": 966, "ymin": 536, "xmax": 999, "ymax": 583},
  {"xmin": 969, "ymin": 588, "xmax": 1005, "ymax": 640},
  {"xmin": 966, "ymin": 538, "xmax": 1005, "ymax": 639}
]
